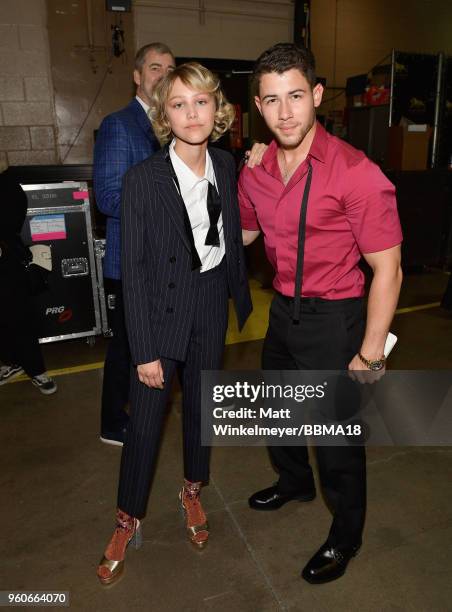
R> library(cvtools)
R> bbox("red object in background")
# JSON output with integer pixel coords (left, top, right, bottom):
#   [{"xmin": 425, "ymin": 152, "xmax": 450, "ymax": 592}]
[
  {"xmin": 365, "ymin": 85, "xmax": 390, "ymax": 106},
  {"xmin": 230, "ymin": 104, "xmax": 243, "ymax": 149}
]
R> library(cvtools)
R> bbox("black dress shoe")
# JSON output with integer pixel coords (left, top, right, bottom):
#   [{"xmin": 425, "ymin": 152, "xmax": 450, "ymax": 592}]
[
  {"xmin": 248, "ymin": 485, "xmax": 316, "ymax": 511},
  {"xmin": 302, "ymin": 542, "xmax": 360, "ymax": 584}
]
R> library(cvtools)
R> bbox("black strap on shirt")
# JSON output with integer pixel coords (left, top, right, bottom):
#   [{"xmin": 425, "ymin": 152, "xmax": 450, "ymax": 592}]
[
  {"xmin": 293, "ymin": 162, "xmax": 313, "ymax": 323},
  {"xmin": 166, "ymin": 155, "xmax": 202, "ymax": 270}
]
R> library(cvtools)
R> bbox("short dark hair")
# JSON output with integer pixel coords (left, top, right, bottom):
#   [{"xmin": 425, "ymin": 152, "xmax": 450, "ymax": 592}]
[
  {"xmin": 253, "ymin": 42, "xmax": 316, "ymax": 90},
  {"xmin": 134, "ymin": 42, "xmax": 174, "ymax": 71}
]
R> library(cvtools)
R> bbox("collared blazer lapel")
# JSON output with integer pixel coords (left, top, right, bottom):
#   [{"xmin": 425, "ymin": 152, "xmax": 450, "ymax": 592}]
[
  {"xmin": 209, "ymin": 146, "xmax": 233, "ymax": 245},
  {"xmin": 152, "ymin": 147, "xmax": 192, "ymax": 253}
]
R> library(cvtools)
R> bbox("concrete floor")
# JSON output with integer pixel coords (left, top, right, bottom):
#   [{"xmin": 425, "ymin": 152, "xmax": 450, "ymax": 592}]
[{"xmin": 1, "ymin": 270, "xmax": 452, "ymax": 612}]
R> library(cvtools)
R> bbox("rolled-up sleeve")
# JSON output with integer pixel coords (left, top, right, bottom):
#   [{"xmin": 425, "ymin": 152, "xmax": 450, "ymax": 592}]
[{"xmin": 238, "ymin": 169, "xmax": 260, "ymax": 231}]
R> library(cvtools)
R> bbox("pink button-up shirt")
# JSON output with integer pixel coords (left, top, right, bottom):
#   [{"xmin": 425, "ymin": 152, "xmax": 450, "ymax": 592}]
[{"xmin": 239, "ymin": 122, "xmax": 403, "ymax": 299}]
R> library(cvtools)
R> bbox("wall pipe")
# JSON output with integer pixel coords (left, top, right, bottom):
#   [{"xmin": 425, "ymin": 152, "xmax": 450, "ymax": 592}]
[{"xmin": 431, "ymin": 52, "xmax": 444, "ymax": 169}]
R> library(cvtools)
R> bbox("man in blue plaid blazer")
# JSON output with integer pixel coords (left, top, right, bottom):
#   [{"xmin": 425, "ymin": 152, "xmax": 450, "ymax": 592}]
[{"xmin": 93, "ymin": 42, "xmax": 175, "ymax": 446}]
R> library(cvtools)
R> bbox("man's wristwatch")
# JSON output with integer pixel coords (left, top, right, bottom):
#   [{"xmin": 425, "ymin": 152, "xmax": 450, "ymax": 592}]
[{"xmin": 358, "ymin": 353, "xmax": 386, "ymax": 371}]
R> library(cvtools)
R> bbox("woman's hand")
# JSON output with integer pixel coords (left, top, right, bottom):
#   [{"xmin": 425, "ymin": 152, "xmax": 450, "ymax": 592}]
[{"xmin": 137, "ymin": 359, "xmax": 165, "ymax": 389}]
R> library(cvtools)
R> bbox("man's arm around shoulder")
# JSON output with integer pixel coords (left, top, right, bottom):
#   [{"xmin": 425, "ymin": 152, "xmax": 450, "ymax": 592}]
[{"xmin": 238, "ymin": 164, "xmax": 261, "ymax": 246}]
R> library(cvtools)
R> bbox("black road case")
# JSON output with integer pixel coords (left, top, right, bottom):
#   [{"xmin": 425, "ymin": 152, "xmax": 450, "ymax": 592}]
[
  {"xmin": 21, "ymin": 182, "xmax": 102, "ymax": 344},
  {"xmin": 93, "ymin": 238, "xmax": 113, "ymax": 337}
]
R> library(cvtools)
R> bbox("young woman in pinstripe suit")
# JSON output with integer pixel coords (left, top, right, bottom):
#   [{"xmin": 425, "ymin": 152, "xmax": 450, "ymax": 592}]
[{"xmin": 97, "ymin": 63, "xmax": 252, "ymax": 586}]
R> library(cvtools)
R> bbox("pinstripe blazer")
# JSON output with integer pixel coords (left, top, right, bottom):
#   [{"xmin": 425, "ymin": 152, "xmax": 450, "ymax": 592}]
[
  {"xmin": 121, "ymin": 145, "xmax": 253, "ymax": 365},
  {"xmin": 93, "ymin": 98, "xmax": 160, "ymax": 280}
]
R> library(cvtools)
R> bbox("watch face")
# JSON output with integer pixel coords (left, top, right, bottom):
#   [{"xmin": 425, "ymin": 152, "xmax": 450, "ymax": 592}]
[{"xmin": 370, "ymin": 360, "xmax": 384, "ymax": 371}]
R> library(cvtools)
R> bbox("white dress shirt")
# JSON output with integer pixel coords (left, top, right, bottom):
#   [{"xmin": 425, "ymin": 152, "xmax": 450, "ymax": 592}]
[
  {"xmin": 169, "ymin": 139, "xmax": 225, "ymax": 272},
  {"xmin": 135, "ymin": 95, "xmax": 150, "ymax": 115}
]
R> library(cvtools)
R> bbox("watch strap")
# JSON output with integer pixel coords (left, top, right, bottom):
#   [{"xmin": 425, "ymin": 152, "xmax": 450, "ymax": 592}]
[{"xmin": 358, "ymin": 353, "xmax": 386, "ymax": 369}]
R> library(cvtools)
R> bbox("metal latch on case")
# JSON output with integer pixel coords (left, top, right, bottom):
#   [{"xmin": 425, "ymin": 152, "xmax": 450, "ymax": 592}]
[{"xmin": 61, "ymin": 257, "xmax": 89, "ymax": 277}]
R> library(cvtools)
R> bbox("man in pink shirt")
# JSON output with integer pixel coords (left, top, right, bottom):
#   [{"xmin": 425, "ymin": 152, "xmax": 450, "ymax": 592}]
[{"xmin": 240, "ymin": 43, "xmax": 403, "ymax": 584}]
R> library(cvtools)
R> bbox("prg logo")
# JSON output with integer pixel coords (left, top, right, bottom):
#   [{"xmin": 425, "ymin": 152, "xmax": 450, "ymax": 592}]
[
  {"xmin": 45, "ymin": 306, "xmax": 65, "ymax": 315},
  {"xmin": 45, "ymin": 305, "xmax": 73, "ymax": 323}
]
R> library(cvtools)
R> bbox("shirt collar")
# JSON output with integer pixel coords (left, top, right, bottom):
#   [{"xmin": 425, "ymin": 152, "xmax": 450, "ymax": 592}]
[
  {"xmin": 135, "ymin": 95, "xmax": 150, "ymax": 114},
  {"xmin": 261, "ymin": 120, "xmax": 328, "ymax": 177},
  {"xmin": 169, "ymin": 139, "xmax": 215, "ymax": 190},
  {"xmin": 309, "ymin": 121, "xmax": 328, "ymax": 163}
]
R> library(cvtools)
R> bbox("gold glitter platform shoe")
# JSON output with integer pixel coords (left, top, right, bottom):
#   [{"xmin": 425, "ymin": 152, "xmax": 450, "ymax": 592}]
[
  {"xmin": 97, "ymin": 509, "xmax": 142, "ymax": 586},
  {"xmin": 179, "ymin": 479, "xmax": 209, "ymax": 549}
]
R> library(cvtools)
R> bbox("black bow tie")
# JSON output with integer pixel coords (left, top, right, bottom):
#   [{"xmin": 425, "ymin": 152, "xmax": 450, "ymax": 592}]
[{"xmin": 205, "ymin": 181, "xmax": 221, "ymax": 247}]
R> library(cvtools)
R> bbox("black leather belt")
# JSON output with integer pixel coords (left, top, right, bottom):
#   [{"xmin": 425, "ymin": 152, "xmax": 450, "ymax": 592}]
[{"xmin": 276, "ymin": 291, "xmax": 363, "ymax": 313}]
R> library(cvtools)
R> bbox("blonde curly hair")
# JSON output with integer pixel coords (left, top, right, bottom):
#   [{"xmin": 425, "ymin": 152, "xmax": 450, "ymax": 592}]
[{"xmin": 149, "ymin": 62, "xmax": 235, "ymax": 144}]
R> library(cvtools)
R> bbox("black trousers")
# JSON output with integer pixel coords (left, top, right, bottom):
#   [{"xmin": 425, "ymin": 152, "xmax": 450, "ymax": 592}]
[
  {"xmin": 441, "ymin": 274, "xmax": 452, "ymax": 310},
  {"xmin": 263, "ymin": 292, "xmax": 366, "ymax": 550},
  {"xmin": 117, "ymin": 262, "xmax": 229, "ymax": 519},
  {"xmin": 101, "ymin": 279, "xmax": 131, "ymax": 434},
  {"xmin": 0, "ymin": 266, "xmax": 45, "ymax": 377}
]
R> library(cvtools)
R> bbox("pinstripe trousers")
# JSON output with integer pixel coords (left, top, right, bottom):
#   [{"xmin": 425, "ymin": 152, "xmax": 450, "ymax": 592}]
[{"xmin": 117, "ymin": 260, "xmax": 229, "ymax": 518}]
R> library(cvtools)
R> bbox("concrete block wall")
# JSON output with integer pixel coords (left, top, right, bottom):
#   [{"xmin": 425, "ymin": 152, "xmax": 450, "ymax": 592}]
[
  {"xmin": 46, "ymin": 0, "xmax": 136, "ymax": 164},
  {"xmin": 0, "ymin": 0, "xmax": 59, "ymax": 166}
]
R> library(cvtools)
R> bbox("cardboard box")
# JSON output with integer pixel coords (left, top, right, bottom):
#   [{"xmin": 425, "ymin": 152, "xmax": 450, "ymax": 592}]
[
  {"xmin": 387, "ymin": 125, "xmax": 432, "ymax": 170},
  {"xmin": 346, "ymin": 94, "xmax": 364, "ymax": 107}
]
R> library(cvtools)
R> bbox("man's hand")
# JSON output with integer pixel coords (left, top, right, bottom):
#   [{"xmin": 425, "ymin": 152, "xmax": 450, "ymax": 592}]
[
  {"xmin": 245, "ymin": 142, "xmax": 268, "ymax": 169},
  {"xmin": 137, "ymin": 359, "xmax": 164, "ymax": 389},
  {"xmin": 348, "ymin": 353, "xmax": 385, "ymax": 384}
]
